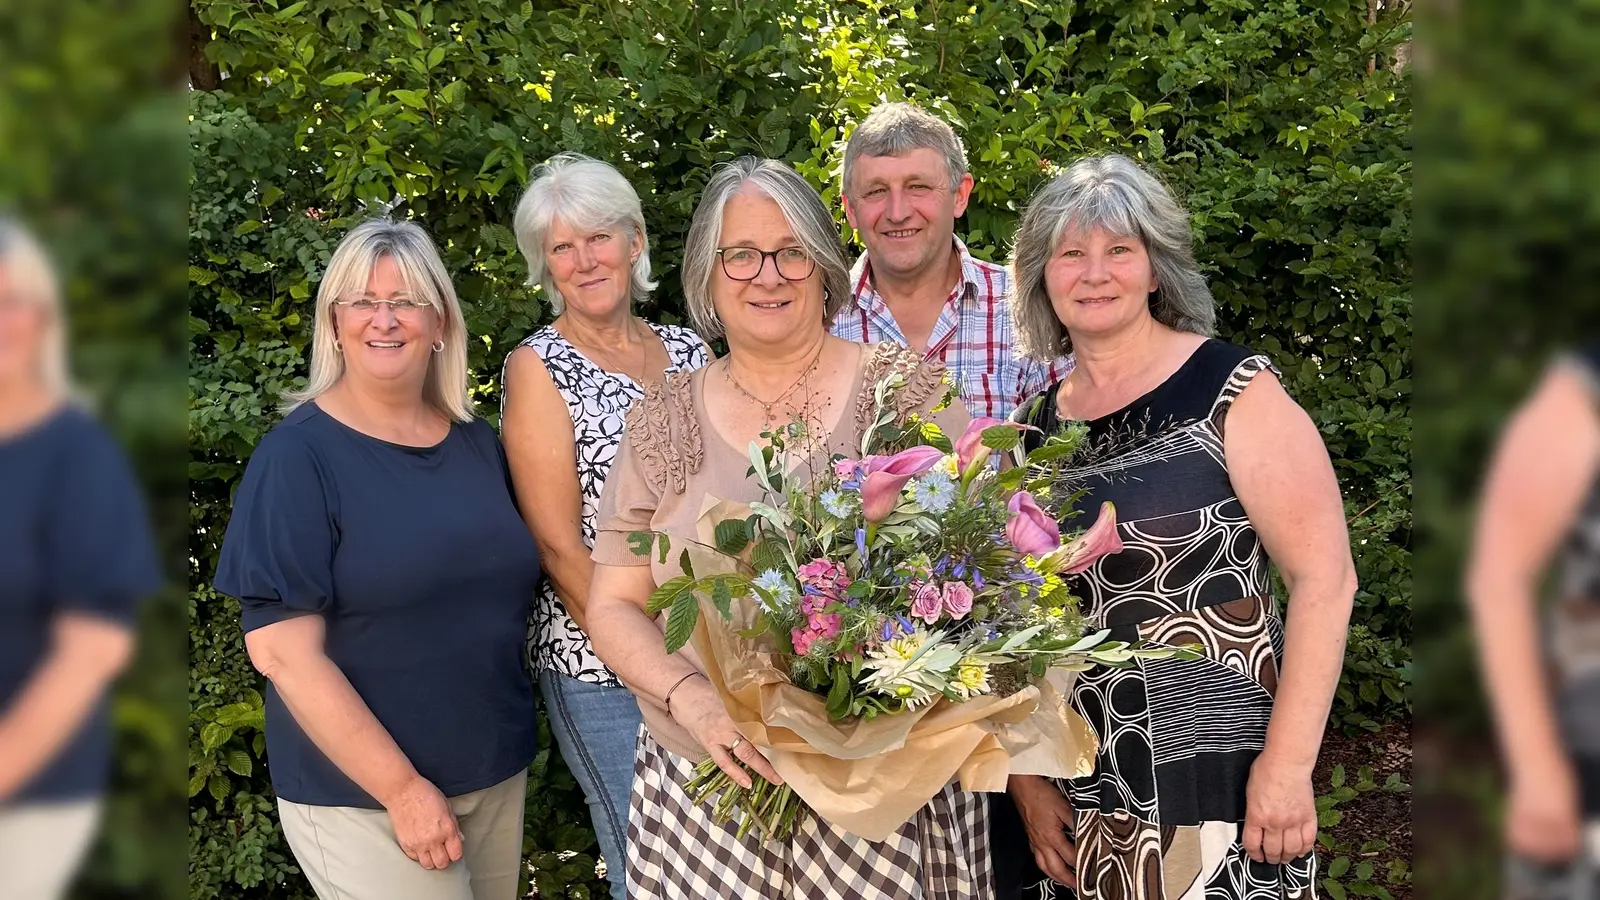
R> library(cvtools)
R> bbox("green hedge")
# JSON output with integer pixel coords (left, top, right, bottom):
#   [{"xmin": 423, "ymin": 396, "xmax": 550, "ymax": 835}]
[{"xmin": 189, "ymin": 2, "xmax": 1411, "ymax": 896}]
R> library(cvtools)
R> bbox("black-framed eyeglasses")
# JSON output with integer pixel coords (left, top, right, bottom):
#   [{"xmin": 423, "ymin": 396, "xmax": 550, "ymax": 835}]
[{"xmin": 715, "ymin": 245, "xmax": 816, "ymax": 282}]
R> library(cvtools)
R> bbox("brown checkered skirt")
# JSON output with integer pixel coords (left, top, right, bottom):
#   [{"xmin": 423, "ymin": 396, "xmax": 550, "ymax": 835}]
[{"xmin": 628, "ymin": 727, "xmax": 994, "ymax": 898}]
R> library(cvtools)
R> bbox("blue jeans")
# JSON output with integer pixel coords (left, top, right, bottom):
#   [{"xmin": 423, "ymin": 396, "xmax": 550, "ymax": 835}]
[{"xmin": 538, "ymin": 671, "xmax": 640, "ymax": 900}]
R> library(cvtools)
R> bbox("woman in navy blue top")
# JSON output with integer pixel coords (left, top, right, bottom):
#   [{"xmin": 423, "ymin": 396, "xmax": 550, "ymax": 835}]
[
  {"xmin": 213, "ymin": 219, "xmax": 539, "ymax": 900},
  {"xmin": 0, "ymin": 217, "xmax": 161, "ymax": 900}
]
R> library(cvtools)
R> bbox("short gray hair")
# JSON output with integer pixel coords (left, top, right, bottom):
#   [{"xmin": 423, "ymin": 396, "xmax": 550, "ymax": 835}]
[
  {"xmin": 1009, "ymin": 154, "xmax": 1215, "ymax": 361},
  {"xmin": 0, "ymin": 216, "xmax": 73, "ymax": 398},
  {"xmin": 682, "ymin": 157, "xmax": 851, "ymax": 340},
  {"xmin": 282, "ymin": 218, "xmax": 473, "ymax": 422},
  {"xmin": 842, "ymin": 102, "xmax": 968, "ymax": 197},
  {"xmin": 513, "ymin": 152, "xmax": 657, "ymax": 315}
]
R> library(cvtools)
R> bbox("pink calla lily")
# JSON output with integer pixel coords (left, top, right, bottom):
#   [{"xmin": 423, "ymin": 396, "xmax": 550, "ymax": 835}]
[
  {"xmin": 955, "ymin": 417, "xmax": 1036, "ymax": 474},
  {"xmin": 1005, "ymin": 490, "xmax": 1063, "ymax": 557},
  {"xmin": 1053, "ymin": 501, "xmax": 1124, "ymax": 574},
  {"xmin": 859, "ymin": 445, "xmax": 946, "ymax": 522}
]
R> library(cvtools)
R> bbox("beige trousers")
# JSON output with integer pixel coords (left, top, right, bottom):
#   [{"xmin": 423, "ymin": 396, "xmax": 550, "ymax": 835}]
[
  {"xmin": 279, "ymin": 770, "xmax": 528, "ymax": 900},
  {"xmin": 0, "ymin": 799, "xmax": 103, "ymax": 900}
]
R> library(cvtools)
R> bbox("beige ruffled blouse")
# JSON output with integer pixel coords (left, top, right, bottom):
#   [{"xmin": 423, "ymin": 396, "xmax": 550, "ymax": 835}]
[{"xmin": 591, "ymin": 342, "xmax": 971, "ymax": 760}]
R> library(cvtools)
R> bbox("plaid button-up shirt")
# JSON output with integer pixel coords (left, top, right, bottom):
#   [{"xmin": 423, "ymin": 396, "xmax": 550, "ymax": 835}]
[{"xmin": 830, "ymin": 239, "xmax": 1072, "ymax": 420}]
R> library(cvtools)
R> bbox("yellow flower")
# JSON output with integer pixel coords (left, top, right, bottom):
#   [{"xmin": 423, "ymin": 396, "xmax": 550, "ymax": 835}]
[
  {"xmin": 955, "ymin": 658, "xmax": 990, "ymax": 694},
  {"xmin": 884, "ymin": 634, "xmax": 923, "ymax": 661},
  {"xmin": 935, "ymin": 455, "xmax": 960, "ymax": 479}
]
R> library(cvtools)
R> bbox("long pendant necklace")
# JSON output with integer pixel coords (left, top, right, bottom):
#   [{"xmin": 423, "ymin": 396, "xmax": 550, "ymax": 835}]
[{"xmin": 723, "ymin": 341, "xmax": 826, "ymax": 430}]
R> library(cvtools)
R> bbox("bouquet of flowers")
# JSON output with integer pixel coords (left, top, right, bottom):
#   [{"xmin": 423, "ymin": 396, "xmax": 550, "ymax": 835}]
[{"xmin": 628, "ymin": 372, "xmax": 1181, "ymax": 841}]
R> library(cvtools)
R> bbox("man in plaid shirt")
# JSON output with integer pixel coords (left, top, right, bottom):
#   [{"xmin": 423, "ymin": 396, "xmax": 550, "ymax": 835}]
[{"xmin": 830, "ymin": 102, "xmax": 1071, "ymax": 420}]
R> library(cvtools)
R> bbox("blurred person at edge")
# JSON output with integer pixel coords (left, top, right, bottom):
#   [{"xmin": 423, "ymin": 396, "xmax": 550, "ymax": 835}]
[
  {"xmin": 830, "ymin": 101, "xmax": 1072, "ymax": 420},
  {"xmin": 0, "ymin": 218, "xmax": 161, "ymax": 900},
  {"xmin": 500, "ymin": 152, "xmax": 709, "ymax": 900},
  {"xmin": 212, "ymin": 219, "xmax": 539, "ymax": 900},
  {"xmin": 1467, "ymin": 345, "xmax": 1600, "ymax": 897}
]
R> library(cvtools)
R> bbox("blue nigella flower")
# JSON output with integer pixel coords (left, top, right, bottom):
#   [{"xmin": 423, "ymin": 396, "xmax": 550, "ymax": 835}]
[
  {"xmin": 752, "ymin": 569, "xmax": 795, "ymax": 607},
  {"xmin": 911, "ymin": 470, "xmax": 956, "ymax": 513},
  {"xmin": 820, "ymin": 488, "xmax": 853, "ymax": 519}
]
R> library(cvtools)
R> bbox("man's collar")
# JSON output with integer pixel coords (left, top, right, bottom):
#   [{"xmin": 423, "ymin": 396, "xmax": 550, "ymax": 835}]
[{"xmin": 851, "ymin": 236, "xmax": 980, "ymax": 310}]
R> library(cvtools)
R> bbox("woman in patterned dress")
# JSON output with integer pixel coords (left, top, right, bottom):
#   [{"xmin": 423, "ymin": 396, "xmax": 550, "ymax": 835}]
[
  {"xmin": 1467, "ymin": 345, "xmax": 1600, "ymax": 898},
  {"xmin": 585, "ymin": 157, "xmax": 990, "ymax": 899},
  {"xmin": 991, "ymin": 154, "xmax": 1357, "ymax": 900},
  {"xmin": 501, "ymin": 152, "xmax": 709, "ymax": 900}
]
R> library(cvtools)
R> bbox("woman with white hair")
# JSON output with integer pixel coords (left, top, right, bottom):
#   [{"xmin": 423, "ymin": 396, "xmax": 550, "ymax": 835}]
[
  {"xmin": 213, "ymin": 218, "xmax": 540, "ymax": 900},
  {"xmin": 585, "ymin": 157, "xmax": 982, "ymax": 898},
  {"xmin": 993, "ymin": 154, "xmax": 1356, "ymax": 900},
  {"xmin": 499, "ymin": 152, "xmax": 708, "ymax": 900},
  {"xmin": 0, "ymin": 217, "xmax": 160, "ymax": 900}
]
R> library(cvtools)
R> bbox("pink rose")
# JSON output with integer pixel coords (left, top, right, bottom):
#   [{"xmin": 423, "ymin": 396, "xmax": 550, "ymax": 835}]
[
  {"xmin": 910, "ymin": 580, "xmax": 944, "ymax": 625},
  {"xmin": 860, "ymin": 445, "xmax": 947, "ymax": 523},
  {"xmin": 808, "ymin": 612, "xmax": 842, "ymax": 640},
  {"xmin": 1006, "ymin": 491, "xmax": 1063, "ymax": 557},
  {"xmin": 791, "ymin": 627, "xmax": 816, "ymax": 656},
  {"xmin": 941, "ymin": 581, "xmax": 975, "ymax": 619}
]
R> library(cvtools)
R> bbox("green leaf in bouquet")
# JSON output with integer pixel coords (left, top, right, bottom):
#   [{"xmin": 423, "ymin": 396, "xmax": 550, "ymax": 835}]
[
  {"xmin": 627, "ymin": 531, "xmax": 654, "ymax": 557},
  {"xmin": 1065, "ymin": 628, "xmax": 1112, "ymax": 653},
  {"xmin": 825, "ymin": 664, "xmax": 853, "ymax": 720},
  {"xmin": 1000, "ymin": 623, "xmax": 1048, "ymax": 652},
  {"xmin": 1024, "ymin": 440, "xmax": 1082, "ymax": 465},
  {"xmin": 657, "ymin": 532, "xmax": 672, "ymax": 565},
  {"xmin": 980, "ymin": 425, "xmax": 1022, "ymax": 452},
  {"xmin": 712, "ymin": 578, "xmax": 733, "ymax": 619},
  {"xmin": 918, "ymin": 421, "xmax": 953, "ymax": 453},
  {"xmin": 1030, "ymin": 655, "xmax": 1051, "ymax": 678},
  {"xmin": 646, "ymin": 575, "xmax": 694, "ymax": 614},
  {"xmin": 664, "ymin": 592, "xmax": 700, "ymax": 653},
  {"xmin": 715, "ymin": 518, "xmax": 752, "ymax": 555},
  {"xmin": 750, "ymin": 539, "xmax": 788, "ymax": 575},
  {"xmin": 993, "ymin": 467, "xmax": 1027, "ymax": 492},
  {"xmin": 736, "ymin": 611, "xmax": 772, "ymax": 640},
  {"xmin": 679, "ymin": 549, "xmax": 694, "ymax": 577},
  {"xmin": 845, "ymin": 579, "xmax": 873, "ymax": 599}
]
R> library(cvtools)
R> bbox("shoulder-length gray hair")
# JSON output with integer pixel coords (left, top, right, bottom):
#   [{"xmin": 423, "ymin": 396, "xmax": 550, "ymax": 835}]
[
  {"xmin": 0, "ymin": 217, "xmax": 73, "ymax": 399},
  {"xmin": 681, "ymin": 157, "xmax": 850, "ymax": 339},
  {"xmin": 513, "ymin": 152, "xmax": 657, "ymax": 315},
  {"xmin": 282, "ymin": 218, "xmax": 473, "ymax": 422},
  {"xmin": 1009, "ymin": 153, "xmax": 1215, "ymax": 360}
]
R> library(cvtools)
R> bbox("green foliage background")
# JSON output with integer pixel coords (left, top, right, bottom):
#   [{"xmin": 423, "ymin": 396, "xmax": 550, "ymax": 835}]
[{"xmin": 189, "ymin": 1, "xmax": 1411, "ymax": 896}]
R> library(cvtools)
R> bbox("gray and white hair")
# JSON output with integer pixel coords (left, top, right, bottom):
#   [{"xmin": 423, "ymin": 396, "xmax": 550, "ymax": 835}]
[
  {"xmin": 682, "ymin": 157, "xmax": 851, "ymax": 339},
  {"xmin": 513, "ymin": 152, "xmax": 656, "ymax": 315},
  {"xmin": 0, "ymin": 217, "xmax": 73, "ymax": 397},
  {"xmin": 841, "ymin": 101, "xmax": 968, "ymax": 198},
  {"xmin": 1009, "ymin": 153, "xmax": 1215, "ymax": 361},
  {"xmin": 282, "ymin": 218, "xmax": 473, "ymax": 421}
]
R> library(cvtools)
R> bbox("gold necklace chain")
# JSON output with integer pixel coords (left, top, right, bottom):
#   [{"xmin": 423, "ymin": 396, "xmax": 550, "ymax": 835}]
[{"xmin": 723, "ymin": 341, "xmax": 826, "ymax": 429}]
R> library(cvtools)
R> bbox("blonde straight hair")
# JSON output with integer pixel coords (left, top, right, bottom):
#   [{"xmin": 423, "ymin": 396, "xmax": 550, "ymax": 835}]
[
  {"xmin": 282, "ymin": 219, "xmax": 473, "ymax": 422},
  {"xmin": 0, "ymin": 217, "xmax": 75, "ymax": 399}
]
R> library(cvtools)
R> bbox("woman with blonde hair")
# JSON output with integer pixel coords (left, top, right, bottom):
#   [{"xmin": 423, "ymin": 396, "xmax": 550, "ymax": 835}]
[
  {"xmin": 0, "ymin": 217, "xmax": 161, "ymax": 900},
  {"xmin": 501, "ymin": 151, "xmax": 708, "ymax": 900},
  {"xmin": 214, "ymin": 218, "xmax": 540, "ymax": 900}
]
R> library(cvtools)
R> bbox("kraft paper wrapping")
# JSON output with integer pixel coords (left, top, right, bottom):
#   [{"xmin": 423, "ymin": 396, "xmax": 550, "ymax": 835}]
[{"xmin": 683, "ymin": 499, "xmax": 1100, "ymax": 842}]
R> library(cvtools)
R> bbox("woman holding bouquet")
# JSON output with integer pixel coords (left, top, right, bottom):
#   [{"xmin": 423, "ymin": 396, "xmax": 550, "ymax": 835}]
[
  {"xmin": 995, "ymin": 154, "xmax": 1356, "ymax": 900},
  {"xmin": 586, "ymin": 157, "xmax": 988, "ymax": 898}
]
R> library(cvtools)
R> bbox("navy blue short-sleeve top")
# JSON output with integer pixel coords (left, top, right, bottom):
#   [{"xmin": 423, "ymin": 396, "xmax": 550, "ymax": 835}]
[
  {"xmin": 213, "ymin": 403, "xmax": 540, "ymax": 808},
  {"xmin": 0, "ymin": 405, "xmax": 162, "ymax": 802}
]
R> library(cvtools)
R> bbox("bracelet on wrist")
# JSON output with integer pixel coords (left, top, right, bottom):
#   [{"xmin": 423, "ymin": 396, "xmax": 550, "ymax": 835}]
[{"xmin": 663, "ymin": 671, "xmax": 701, "ymax": 718}]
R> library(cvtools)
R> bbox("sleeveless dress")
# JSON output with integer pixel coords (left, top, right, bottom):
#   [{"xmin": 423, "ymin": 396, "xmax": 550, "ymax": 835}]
[
  {"xmin": 501, "ymin": 322, "xmax": 708, "ymax": 686},
  {"xmin": 1002, "ymin": 339, "xmax": 1315, "ymax": 900}
]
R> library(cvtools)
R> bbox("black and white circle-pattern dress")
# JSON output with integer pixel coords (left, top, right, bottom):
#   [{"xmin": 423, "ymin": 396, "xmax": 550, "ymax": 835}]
[
  {"xmin": 500, "ymin": 322, "xmax": 708, "ymax": 687},
  {"xmin": 998, "ymin": 338, "xmax": 1317, "ymax": 900}
]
